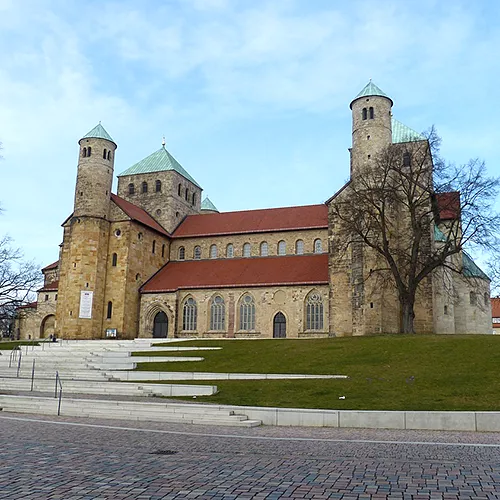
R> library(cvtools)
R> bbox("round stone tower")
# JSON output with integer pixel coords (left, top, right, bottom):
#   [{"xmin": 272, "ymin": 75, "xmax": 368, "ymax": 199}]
[
  {"xmin": 350, "ymin": 81, "xmax": 393, "ymax": 178},
  {"xmin": 74, "ymin": 123, "xmax": 117, "ymax": 218}
]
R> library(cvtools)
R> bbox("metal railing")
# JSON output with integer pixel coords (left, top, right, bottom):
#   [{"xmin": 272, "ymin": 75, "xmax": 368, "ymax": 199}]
[
  {"xmin": 54, "ymin": 371, "xmax": 63, "ymax": 416},
  {"xmin": 30, "ymin": 359, "xmax": 36, "ymax": 391},
  {"xmin": 9, "ymin": 347, "xmax": 20, "ymax": 368}
]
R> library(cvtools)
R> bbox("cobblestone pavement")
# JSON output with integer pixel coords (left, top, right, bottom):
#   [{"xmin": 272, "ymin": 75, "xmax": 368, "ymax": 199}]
[{"xmin": 0, "ymin": 413, "xmax": 499, "ymax": 499}]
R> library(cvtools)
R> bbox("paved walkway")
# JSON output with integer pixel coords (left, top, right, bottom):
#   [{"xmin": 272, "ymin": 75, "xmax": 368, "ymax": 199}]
[{"xmin": 1, "ymin": 413, "xmax": 499, "ymax": 499}]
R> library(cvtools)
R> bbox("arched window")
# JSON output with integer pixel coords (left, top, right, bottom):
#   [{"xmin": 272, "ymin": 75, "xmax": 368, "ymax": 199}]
[
  {"xmin": 470, "ymin": 291, "xmax": 477, "ymax": 306},
  {"xmin": 162, "ymin": 244, "xmax": 165, "ymax": 258},
  {"xmin": 260, "ymin": 241, "xmax": 268, "ymax": 257},
  {"xmin": 295, "ymin": 240, "xmax": 304, "ymax": 255},
  {"xmin": 112, "ymin": 253, "xmax": 117, "ymax": 267},
  {"xmin": 239, "ymin": 294, "xmax": 255, "ymax": 331},
  {"xmin": 185, "ymin": 188, "xmax": 189, "ymax": 201},
  {"xmin": 403, "ymin": 152, "xmax": 411, "ymax": 167},
  {"xmin": 210, "ymin": 244, "xmax": 218, "ymax": 259},
  {"xmin": 369, "ymin": 107, "xmax": 374, "ymax": 119},
  {"xmin": 192, "ymin": 192, "xmax": 196, "ymax": 205},
  {"xmin": 128, "ymin": 183, "xmax": 135, "ymax": 195},
  {"xmin": 194, "ymin": 245, "xmax": 201, "ymax": 259},
  {"xmin": 243, "ymin": 242, "xmax": 251, "ymax": 257},
  {"xmin": 306, "ymin": 291, "xmax": 323, "ymax": 330},
  {"xmin": 210, "ymin": 295, "xmax": 225, "ymax": 331},
  {"xmin": 87, "ymin": 146, "xmax": 92, "ymax": 157},
  {"xmin": 278, "ymin": 240, "xmax": 286, "ymax": 256},
  {"xmin": 107, "ymin": 301, "xmax": 113, "ymax": 319},
  {"xmin": 142, "ymin": 181, "xmax": 148, "ymax": 193},
  {"xmin": 362, "ymin": 108, "xmax": 367, "ymax": 120},
  {"xmin": 182, "ymin": 297, "xmax": 197, "ymax": 331},
  {"xmin": 103, "ymin": 148, "xmax": 107, "ymax": 159},
  {"xmin": 178, "ymin": 184, "xmax": 182, "ymax": 196},
  {"xmin": 152, "ymin": 240, "xmax": 156, "ymax": 254},
  {"xmin": 178, "ymin": 246, "xmax": 185, "ymax": 260},
  {"xmin": 107, "ymin": 151, "xmax": 111, "ymax": 160},
  {"xmin": 314, "ymin": 239, "xmax": 322, "ymax": 254},
  {"xmin": 82, "ymin": 147, "xmax": 87, "ymax": 157},
  {"xmin": 155, "ymin": 180, "xmax": 162, "ymax": 192},
  {"xmin": 226, "ymin": 243, "xmax": 234, "ymax": 258},
  {"xmin": 484, "ymin": 292, "xmax": 489, "ymax": 306}
]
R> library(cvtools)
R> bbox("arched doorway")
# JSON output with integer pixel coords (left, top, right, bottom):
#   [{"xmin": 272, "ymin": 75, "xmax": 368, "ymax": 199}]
[
  {"xmin": 40, "ymin": 315, "xmax": 55, "ymax": 339},
  {"xmin": 153, "ymin": 311, "xmax": 168, "ymax": 338},
  {"xmin": 273, "ymin": 312, "xmax": 286, "ymax": 338}
]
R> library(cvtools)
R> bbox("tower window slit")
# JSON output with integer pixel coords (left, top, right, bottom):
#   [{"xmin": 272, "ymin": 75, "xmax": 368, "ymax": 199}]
[{"xmin": 369, "ymin": 107, "xmax": 374, "ymax": 119}]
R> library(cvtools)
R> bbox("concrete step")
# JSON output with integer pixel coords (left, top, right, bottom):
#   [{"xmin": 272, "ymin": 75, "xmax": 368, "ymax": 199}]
[{"xmin": 0, "ymin": 395, "xmax": 261, "ymax": 427}]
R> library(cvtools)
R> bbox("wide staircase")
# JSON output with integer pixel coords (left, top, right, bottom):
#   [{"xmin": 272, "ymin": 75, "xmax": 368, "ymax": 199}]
[{"xmin": 0, "ymin": 339, "xmax": 261, "ymax": 427}]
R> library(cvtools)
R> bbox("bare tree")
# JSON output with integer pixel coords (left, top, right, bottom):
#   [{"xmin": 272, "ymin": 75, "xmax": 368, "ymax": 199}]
[{"xmin": 330, "ymin": 128, "xmax": 499, "ymax": 334}]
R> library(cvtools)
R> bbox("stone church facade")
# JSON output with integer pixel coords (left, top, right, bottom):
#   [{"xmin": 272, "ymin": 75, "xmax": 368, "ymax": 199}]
[{"xmin": 16, "ymin": 82, "xmax": 492, "ymax": 340}]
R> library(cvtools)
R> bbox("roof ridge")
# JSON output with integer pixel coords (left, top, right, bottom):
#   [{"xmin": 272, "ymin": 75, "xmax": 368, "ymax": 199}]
[
  {"xmin": 81, "ymin": 123, "xmax": 115, "ymax": 144},
  {"xmin": 191, "ymin": 203, "xmax": 327, "ymax": 217}
]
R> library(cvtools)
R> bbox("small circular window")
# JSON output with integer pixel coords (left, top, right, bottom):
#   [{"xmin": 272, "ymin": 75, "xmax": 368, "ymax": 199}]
[
  {"xmin": 156, "ymin": 209, "xmax": 162, "ymax": 215},
  {"xmin": 115, "ymin": 229, "xmax": 121, "ymax": 237}
]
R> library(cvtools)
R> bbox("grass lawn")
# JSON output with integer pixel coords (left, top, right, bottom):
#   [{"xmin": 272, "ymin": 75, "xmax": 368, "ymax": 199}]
[
  {"xmin": 133, "ymin": 336, "xmax": 500, "ymax": 411},
  {"xmin": 0, "ymin": 341, "xmax": 40, "ymax": 350}
]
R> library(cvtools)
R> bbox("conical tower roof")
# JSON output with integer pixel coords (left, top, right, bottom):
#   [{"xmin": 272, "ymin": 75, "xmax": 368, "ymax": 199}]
[
  {"xmin": 201, "ymin": 197, "xmax": 219, "ymax": 212},
  {"xmin": 350, "ymin": 81, "xmax": 393, "ymax": 109},
  {"xmin": 118, "ymin": 145, "xmax": 201, "ymax": 188},
  {"xmin": 80, "ymin": 123, "xmax": 115, "ymax": 145}
]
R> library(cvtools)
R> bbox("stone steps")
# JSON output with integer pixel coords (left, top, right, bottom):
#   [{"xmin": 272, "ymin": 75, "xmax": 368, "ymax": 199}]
[{"xmin": 0, "ymin": 395, "xmax": 261, "ymax": 427}]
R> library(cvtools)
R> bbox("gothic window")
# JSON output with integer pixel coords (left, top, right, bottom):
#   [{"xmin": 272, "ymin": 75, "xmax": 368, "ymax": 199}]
[
  {"xmin": 87, "ymin": 146, "xmax": 92, "ymax": 156},
  {"xmin": 142, "ymin": 181, "xmax": 148, "ymax": 193},
  {"xmin": 152, "ymin": 240, "xmax": 156, "ymax": 254},
  {"xmin": 179, "ymin": 246, "xmax": 185, "ymax": 260},
  {"xmin": 210, "ymin": 295, "xmax": 225, "ymax": 331},
  {"xmin": 278, "ymin": 240, "xmax": 286, "ymax": 256},
  {"xmin": 260, "ymin": 241, "xmax": 268, "ymax": 256},
  {"xmin": 362, "ymin": 108, "xmax": 367, "ymax": 120},
  {"xmin": 403, "ymin": 152, "xmax": 411, "ymax": 167},
  {"xmin": 369, "ymin": 107, "xmax": 374, "ymax": 119},
  {"xmin": 470, "ymin": 291, "xmax": 477, "ymax": 306},
  {"xmin": 192, "ymin": 193, "xmax": 196, "ymax": 205},
  {"xmin": 243, "ymin": 242, "xmax": 251, "ymax": 257},
  {"xmin": 155, "ymin": 180, "xmax": 162, "ymax": 192},
  {"xmin": 194, "ymin": 245, "xmax": 202, "ymax": 260},
  {"xmin": 210, "ymin": 244, "xmax": 218, "ymax": 259},
  {"xmin": 107, "ymin": 301, "xmax": 113, "ymax": 319},
  {"xmin": 178, "ymin": 184, "xmax": 182, "ymax": 196},
  {"xmin": 295, "ymin": 239, "xmax": 304, "ymax": 255},
  {"xmin": 107, "ymin": 151, "xmax": 111, "ymax": 160},
  {"xmin": 128, "ymin": 183, "xmax": 135, "ymax": 195},
  {"xmin": 306, "ymin": 291, "xmax": 324, "ymax": 330},
  {"xmin": 82, "ymin": 147, "xmax": 87, "ymax": 157},
  {"xmin": 112, "ymin": 253, "xmax": 117, "ymax": 266},
  {"xmin": 103, "ymin": 148, "xmax": 107, "ymax": 159},
  {"xmin": 314, "ymin": 239, "xmax": 322, "ymax": 254},
  {"xmin": 239, "ymin": 294, "xmax": 255, "ymax": 331},
  {"xmin": 182, "ymin": 297, "xmax": 197, "ymax": 331},
  {"xmin": 226, "ymin": 243, "xmax": 234, "ymax": 258}
]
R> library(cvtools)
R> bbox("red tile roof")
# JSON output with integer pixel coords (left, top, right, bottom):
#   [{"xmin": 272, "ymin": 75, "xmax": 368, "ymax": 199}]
[
  {"xmin": 17, "ymin": 301, "xmax": 37, "ymax": 310},
  {"xmin": 172, "ymin": 204, "xmax": 328, "ymax": 238},
  {"xmin": 436, "ymin": 192, "xmax": 460, "ymax": 221},
  {"xmin": 111, "ymin": 194, "xmax": 169, "ymax": 236},
  {"xmin": 42, "ymin": 261, "xmax": 58, "ymax": 272},
  {"xmin": 141, "ymin": 254, "xmax": 329, "ymax": 293},
  {"xmin": 38, "ymin": 280, "xmax": 59, "ymax": 292}
]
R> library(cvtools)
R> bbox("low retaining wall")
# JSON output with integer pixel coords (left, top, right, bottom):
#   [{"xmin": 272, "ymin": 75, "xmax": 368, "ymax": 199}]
[{"xmin": 218, "ymin": 405, "xmax": 500, "ymax": 432}]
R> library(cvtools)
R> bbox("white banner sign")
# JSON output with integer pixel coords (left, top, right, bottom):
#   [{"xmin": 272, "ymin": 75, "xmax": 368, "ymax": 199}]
[{"xmin": 79, "ymin": 291, "xmax": 93, "ymax": 319}]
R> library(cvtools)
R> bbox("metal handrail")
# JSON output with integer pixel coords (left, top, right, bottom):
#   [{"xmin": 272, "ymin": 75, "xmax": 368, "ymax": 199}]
[
  {"xmin": 9, "ymin": 348, "xmax": 19, "ymax": 368},
  {"xmin": 54, "ymin": 371, "xmax": 63, "ymax": 416},
  {"xmin": 30, "ymin": 359, "xmax": 36, "ymax": 391},
  {"xmin": 16, "ymin": 349, "xmax": 22, "ymax": 378}
]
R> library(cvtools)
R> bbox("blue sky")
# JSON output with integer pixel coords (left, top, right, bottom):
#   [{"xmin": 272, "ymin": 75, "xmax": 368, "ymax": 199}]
[{"xmin": 0, "ymin": 0, "xmax": 499, "ymax": 268}]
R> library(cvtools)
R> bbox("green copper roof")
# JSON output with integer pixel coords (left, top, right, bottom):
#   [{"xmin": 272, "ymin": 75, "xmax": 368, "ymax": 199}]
[
  {"xmin": 463, "ymin": 252, "xmax": 489, "ymax": 280},
  {"xmin": 350, "ymin": 81, "xmax": 393, "ymax": 108},
  {"xmin": 201, "ymin": 197, "xmax": 218, "ymax": 212},
  {"xmin": 81, "ymin": 123, "xmax": 115, "ymax": 143},
  {"xmin": 434, "ymin": 225, "xmax": 447, "ymax": 242},
  {"xmin": 118, "ymin": 146, "xmax": 201, "ymax": 188},
  {"xmin": 392, "ymin": 117, "xmax": 425, "ymax": 144}
]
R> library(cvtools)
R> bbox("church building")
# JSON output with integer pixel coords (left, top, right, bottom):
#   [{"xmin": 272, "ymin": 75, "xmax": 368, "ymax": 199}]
[{"xmin": 16, "ymin": 83, "xmax": 492, "ymax": 340}]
